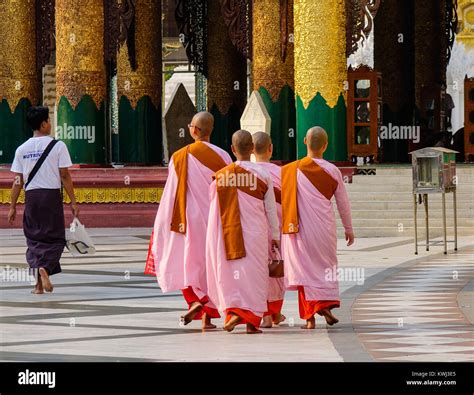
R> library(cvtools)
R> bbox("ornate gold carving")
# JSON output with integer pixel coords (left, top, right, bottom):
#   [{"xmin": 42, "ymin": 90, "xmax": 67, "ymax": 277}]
[
  {"xmin": 0, "ymin": 0, "xmax": 39, "ymax": 109},
  {"xmin": 207, "ymin": 0, "xmax": 247, "ymax": 114},
  {"xmin": 294, "ymin": 0, "xmax": 346, "ymax": 108},
  {"xmin": 55, "ymin": 0, "xmax": 106, "ymax": 108},
  {"xmin": 252, "ymin": 0, "xmax": 294, "ymax": 101},
  {"xmin": 0, "ymin": 187, "xmax": 164, "ymax": 205},
  {"xmin": 117, "ymin": 0, "xmax": 162, "ymax": 109},
  {"xmin": 457, "ymin": 0, "xmax": 474, "ymax": 49}
]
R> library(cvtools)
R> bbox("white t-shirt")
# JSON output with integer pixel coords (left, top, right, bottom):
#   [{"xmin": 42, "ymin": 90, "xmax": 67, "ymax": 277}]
[{"xmin": 11, "ymin": 136, "xmax": 73, "ymax": 191}]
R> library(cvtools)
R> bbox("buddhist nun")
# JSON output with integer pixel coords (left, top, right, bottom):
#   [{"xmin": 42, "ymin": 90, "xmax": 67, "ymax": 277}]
[
  {"xmin": 146, "ymin": 112, "xmax": 232, "ymax": 329},
  {"xmin": 252, "ymin": 132, "xmax": 285, "ymax": 328},
  {"xmin": 206, "ymin": 130, "xmax": 280, "ymax": 334},
  {"xmin": 281, "ymin": 127, "xmax": 354, "ymax": 329}
]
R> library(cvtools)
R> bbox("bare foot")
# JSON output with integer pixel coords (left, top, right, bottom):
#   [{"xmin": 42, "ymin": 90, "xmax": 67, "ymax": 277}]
[
  {"xmin": 319, "ymin": 308, "xmax": 339, "ymax": 326},
  {"xmin": 201, "ymin": 313, "xmax": 217, "ymax": 330},
  {"xmin": 180, "ymin": 301, "xmax": 203, "ymax": 325},
  {"xmin": 272, "ymin": 314, "xmax": 286, "ymax": 326},
  {"xmin": 39, "ymin": 268, "xmax": 53, "ymax": 292},
  {"xmin": 223, "ymin": 314, "xmax": 241, "ymax": 332},
  {"xmin": 246, "ymin": 323, "xmax": 263, "ymax": 334},
  {"xmin": 260, "ymin": 316, "xmax": 273, "ymax": 328},
  {"xmin": 300, "ymin": 316, "xmax": 316, "ymax": 329},
  {"xmin": 31, "ymin": 288, "xmax": 44, "ymax": 294}
]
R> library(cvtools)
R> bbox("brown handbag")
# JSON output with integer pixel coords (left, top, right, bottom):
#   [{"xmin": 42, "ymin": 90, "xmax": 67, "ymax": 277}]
[{"xmin": 268, "ymin": 246, "xmax": 284, "ymax": 278}]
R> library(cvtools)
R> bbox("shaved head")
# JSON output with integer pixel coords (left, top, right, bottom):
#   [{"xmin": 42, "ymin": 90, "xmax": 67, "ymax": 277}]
[
  {"xmin": 232, "ymin": 129, "xmax": 253, "ymax": 156},
  {"xmin": 252, "ymin": 131, "xmax": 272, "ymax": 155},
  {"xmin": 306, "ymin": 126, "xmax": 328, "ymax": 151},
  {"xmin": 191, "ymin": 111, "xmax": 214, "ymax": 137}
]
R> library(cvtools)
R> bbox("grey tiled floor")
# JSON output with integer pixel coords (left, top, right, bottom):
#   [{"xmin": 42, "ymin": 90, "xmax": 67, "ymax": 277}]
[{"xmin": 1, "ymin": 228, "xmax": 472, "ymax": 362}]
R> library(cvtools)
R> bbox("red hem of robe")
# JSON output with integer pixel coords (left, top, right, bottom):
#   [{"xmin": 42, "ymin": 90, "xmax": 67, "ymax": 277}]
[
  {"xmin": 263, "ymin": 300, "xmax": 284, "ymax": 317},
  {"xmin": 144, "ymin": 231, "xmax": 156, "ymax": 276},
  {"xmin": 225, "ymin": 308, "xmax": 261, "ymax": 328},
  {"xmin": 297, "ymin": 286, "xmax": 340, "ymax": 320},
  {"xmin": 182, "ymin": 286, "xmax": 220, "ymax": 319}
]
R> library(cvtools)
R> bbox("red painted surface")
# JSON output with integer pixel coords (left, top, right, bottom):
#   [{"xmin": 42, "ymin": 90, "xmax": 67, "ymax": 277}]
[{"xmin": 0, "ymin": 203, "xmax": 158, "ymax": 229}]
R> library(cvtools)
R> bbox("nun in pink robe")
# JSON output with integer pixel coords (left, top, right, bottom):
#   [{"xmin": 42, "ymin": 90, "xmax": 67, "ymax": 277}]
[
  {"xmin": 150, "ymin": 141, "xmax": 231, "ymax": 322},
  {"xmin": 253, "ymin": 161, "xmax": 285, "ymax": 321},
  {"xmin": 281, "ymin": 157, "xmax": 353, "ymax": 322},
  {"xmin": 206, "ymin": 161, "xmax": 280, "ymax": 330}
]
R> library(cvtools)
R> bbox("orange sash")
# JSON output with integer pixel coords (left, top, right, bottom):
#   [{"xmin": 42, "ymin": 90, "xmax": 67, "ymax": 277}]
[
  {"xmin": 273, "ymin": 187, "xmax": 281, "ymax": 205},
  {"xmin": 281, "ymin": 157, "xmax": 338, "ymax": 234},
  {"xmin": 214, "ymin": 163, "xmax": 268, "ymax": 260},
  {"xmin": 170, "ymin": 141, "xmax": 227, "ymax": 234}
]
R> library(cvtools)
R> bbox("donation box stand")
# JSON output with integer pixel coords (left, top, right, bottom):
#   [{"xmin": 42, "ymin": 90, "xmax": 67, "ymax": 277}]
[{"xmin": 410, "ymin": 147, "xmax": 458, "ymax": 255}]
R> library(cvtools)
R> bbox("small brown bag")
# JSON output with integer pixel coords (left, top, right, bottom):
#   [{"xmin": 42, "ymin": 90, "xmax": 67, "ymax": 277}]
[{"xmin": 268, "ymin": 246, "xmax": 284, "ymax": 278}]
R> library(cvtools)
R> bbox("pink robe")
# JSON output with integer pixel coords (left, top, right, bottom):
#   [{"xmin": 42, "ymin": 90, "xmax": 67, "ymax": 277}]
[
  {"xmin": 281, "ymin": 158, "xmax": 353, "ymax": 302},
  {"xmin": 206, "ymin": 162, "xmax": 275, "ymax": 318},
  {"xmin": 254, "ymin": 162, "xmax": 285, "ymax": 304},
  {"xmin": 151, "ymin": 142, "xmax": 232, "ymax": 302}
]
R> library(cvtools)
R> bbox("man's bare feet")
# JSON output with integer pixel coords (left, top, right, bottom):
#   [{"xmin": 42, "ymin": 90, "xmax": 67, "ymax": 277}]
[
  {"xmin": 39, "ymin": 268, "xmax": 53, "ymax": 292},
  {"xmin": 260, "ymin": 316, "xmax": 273, "ymax": 328},
  {"xmin": 201, "ymin": 313, "xmax": 217, "ymax": 330},
  {"xmin": 180, "ymin": 301, "xmax": 203, "ymax": 325},
  {"xmin": 300, "ymin": 316, "xmax": 316, "ymax": 329},
  {"xmin": 246, "ymin": 323, "xmax": 263, "ymax": 334},
  {"xmin": 319, "ymin": 308, "xmax": 339, "ymax": 326},
  {"xmin": 272, "ymin": 313, "xmax": 286, "ymax": 326},
  {"xmin": 223, "ymin": 314, "xmax": 241, "ymax": 332}
]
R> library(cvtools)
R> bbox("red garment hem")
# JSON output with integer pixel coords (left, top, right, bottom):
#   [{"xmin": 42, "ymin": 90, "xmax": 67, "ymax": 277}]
[
  {"xmin": 263, "ymin": 300, "xmax": 284, "ymax": 317},
  {"xmin": 144, "ymin": 231, "xmax": 156, "ymax": 276},
  {"xmin": 225, "ymin": 308, "xmax": 261, "ymax": 328},
  {"xmin": 297, "ymin": 286, "xmax": 339, "ymax": 320},
  {"xmin": 182, "ymin": 286, "xmax": 220, "ymax": 319}
]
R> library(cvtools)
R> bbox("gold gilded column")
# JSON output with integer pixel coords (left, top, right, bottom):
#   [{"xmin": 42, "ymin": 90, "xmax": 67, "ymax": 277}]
[
  {"xmin": 0, "ymin": 0, "xmax": 39, "ymax": 164},
  {"xmin": 117, "ymin": 0, "xmax": 162, "ymax": 164},
  {"xmin": 207, "ymin": 0, "xmax": 247, "ymax": 152},
  {"xmin": 252, "ymin": 0, "xmax": 294, "ymax": 101},
  {"xmin": 56, "ymin": 0, "xmax": 107, "ymax": 164},
  {"xmin": 252, "ymin": 0, "xmax": 295, "ymax": 160},
  {"xmin": 294, "ymin": 0, "xmax": 347, "ymax": 160}
]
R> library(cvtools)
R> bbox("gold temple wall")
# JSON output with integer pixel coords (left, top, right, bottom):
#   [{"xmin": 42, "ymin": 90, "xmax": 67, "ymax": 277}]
[
  {"xmin": 294, "ymin": 0, "xmax": 346, "ymax": 108},
  {"xmin": 55, "ymin": 0, "xmax": 106, "ymax": 108},
  {"xmin": 0, "ymin": 0, "xmax": 39, "ymax": 108},
  {"xmin": 252, "ymin": 0, "xmax": 294, "ymax": 101},
  {"xmin": 117, "ymin": 0, "xmax": 162, "ymax": 109}
]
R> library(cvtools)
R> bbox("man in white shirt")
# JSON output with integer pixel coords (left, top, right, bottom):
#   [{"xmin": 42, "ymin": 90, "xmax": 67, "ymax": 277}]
[{"xmin": 8, "ymin": 106, "xmax": 79, "ymax": 294}]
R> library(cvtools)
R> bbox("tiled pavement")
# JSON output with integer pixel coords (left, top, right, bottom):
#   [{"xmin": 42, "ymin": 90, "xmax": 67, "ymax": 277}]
[
  {"xmin": 0, "ymin": 228, "xmax": 473, "ymax": 362},
  {"xmin": 352, "ymin": 250, "xmax": 474, "ymax": 362}
]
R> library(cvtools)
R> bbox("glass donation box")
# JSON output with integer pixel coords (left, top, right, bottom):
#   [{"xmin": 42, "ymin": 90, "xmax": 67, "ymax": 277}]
[{"xmin": 410, "ymin": 147, "xmax": 458, "ymax": 255}]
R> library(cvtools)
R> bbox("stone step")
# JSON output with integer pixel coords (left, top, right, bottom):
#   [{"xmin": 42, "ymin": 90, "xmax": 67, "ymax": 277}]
[
  {"xmin": 335, "ymin": 217, "xmax": 473, "ymax": 228},
  {"xmin": 351, "ymin": 175, "xmax": 474, "ymax": 185},
  {"xmin": 347, "ymin": 183, "xmax": 473, "ymax": 192},
  {"xmin": 370, "ymin": 164, "xmax": 474, "ymax": 174},
  {"xmin": 341, "ymin": 209, "xmax": 473, "ymax": 219},
  {"xmin": 346, "ymin": 191, "xmax": 472, "ymax": 201},
  {"xmin": 336, "ymin": 226, "xmax": 472, "ymax": 238}
]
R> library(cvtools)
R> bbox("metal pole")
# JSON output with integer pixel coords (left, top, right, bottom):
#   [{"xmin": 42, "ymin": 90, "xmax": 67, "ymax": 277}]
[
  {"xmin": 453, "ymin": 190, "xmax": 458, "ymax": 251},
  {"xmin": 424, "ymin": 194, "xmax": 429, "ymax": 251},
  {"xmin": 442, "ymin": 192, "xmax": 447, "ymax": 254},
  {"xmin": 414, "ymin": 193, "xmax": 418, "ymax": 254}
]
